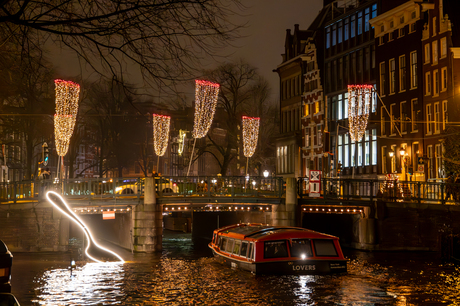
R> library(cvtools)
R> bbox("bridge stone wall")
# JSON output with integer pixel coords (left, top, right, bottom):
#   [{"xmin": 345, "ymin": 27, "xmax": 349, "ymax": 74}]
[
  {"xmin": 302, "ymin": 202, "xmax": 460, "ymax": 252},
  {"xmin": 0, "ymin": 203, "xmax": 68, "ymax": 252}
]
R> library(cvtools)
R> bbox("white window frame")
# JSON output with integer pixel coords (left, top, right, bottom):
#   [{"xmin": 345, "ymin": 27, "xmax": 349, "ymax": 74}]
[
  {"xmin": 441, "ymin": 67, "xmax": 447, "ymax": 92},
  {"xmin": 389, "ymin": 58, "xmax": 396, "ymax": 94},
  {"xmin": 427, "ymin": 104, "xmax": 432, "ymax": 135},
  {"xmin": 433, "ymin": 69, "xmax": 439, "ymax": 97},
  {"xmin": 425, "ymin": 71, "xmax": 431, "ymax": 96},
  {"xmin": 424, "ymin": 43, "xmax": 431, "ymax": 64},
  {"xmin": 434, "ymin": 102, "xmax": 440, "ymax": 134},
  {"xmin": 432, "ymin": 40, "xmax": 438, "ymax": 65},
  {"xmin": 410, "ymin": 51, "xmax": 417, "ymax": 89}
]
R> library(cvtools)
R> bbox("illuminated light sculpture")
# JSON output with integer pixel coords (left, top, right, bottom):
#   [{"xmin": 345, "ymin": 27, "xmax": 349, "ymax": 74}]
[
  {"xmin": 347, "ymin": 84, "xmax": 373, "ymax": 178},
  {"xmin": 46, "ymin": 191, "xmax": 124, "ymax": 263},
  {"xmin": 347, "ymin": 85, "xmax": 373, "ymax": 142},
  {"xmin": 187, "ymin": 80, "xmax": 220, "ymax": 176},
  {"xmin": 54, "ymin": 79, "xmax": 80, "ymax": 181},
  {"xmin": 242, "ymin": 116, "xmax": 260, "ymax": 177},
  {"xmin": 153, "ymin": 114, "xmax": 171, "ymax": 172}
]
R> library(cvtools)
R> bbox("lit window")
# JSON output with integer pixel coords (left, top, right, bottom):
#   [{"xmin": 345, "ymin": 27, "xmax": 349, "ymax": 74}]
[
  {"xmin": 410, "ymin": 51, "xmax": 417, "ymax": 88},
  {"xmin": 425, "ymin": 72, "xmax": 431, "ymax": 96}
]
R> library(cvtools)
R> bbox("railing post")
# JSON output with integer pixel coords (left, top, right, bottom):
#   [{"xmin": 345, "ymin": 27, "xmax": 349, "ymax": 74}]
[
  {"xmin": 417, "ymin": 181, "xmax": 421, "ymax": 204},
  {"xmin": 441, "ymin": 182, "xmax": 445, "ymax": 205},
  {"xmin": 13, "ymin": 182, "xmax": 17, "ymax": 204},
  {"xmin": 370, "ymin": 180, "xmax": 374, "ymax": 203}
]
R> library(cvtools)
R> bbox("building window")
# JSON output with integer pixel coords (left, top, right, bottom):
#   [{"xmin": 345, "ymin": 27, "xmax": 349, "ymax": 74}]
[
  {"xmin": 344, "ymin": 93, "xmax": 349, "ymax": 118},
  {"xmin": 399, "ymin": 27, "xmax": 405, "ymax": 38},
  {"xmin": 344, "ymin": 18, "xmax": 349, "ymax": 41},
  {"xmin": 399, "ymin": 55, "xmax": 406, "ymax": 92},
  {"xmin": 427, "ymin": 104, "xmax": 432, "ymax": 135},
  {"xmin": 440, "ymin": 37, "xmax": 447, "ymax": 58},
  {"xmin": 378, "ymin": 36, "xmax": 384, "ymax": 46},
  {"xmin": 326, "ymin": 26, "xmax": 331, "ymax": 49},
  {"xmin": 424, "ymin": 43, "xmax": 430, "ymax": 64},
  {"xmin": 358, "ymin": 139, "xmax": 363, "ymax": 166},
  {"xmin": 381, "ymin": 106, "xmax": 386, "ymax": 135},
  {"xmin": 410, "ymin": 51, "xmax": 417, "ymax": 88},
  {"xmin": 379, "ymin": 62, "xmax": 386, "ymax": 96},
  {"xmin": 389, "ymin": 58, "xmax": 396, "ymax": 94},
  {"xmin": 411, "ymin": 98, "xmax": 418, "ymax": 132},
  {"xmin": 344, "ymin": 134, "xmax": 349, "ymax": 167},
  {"xmin": 441, "ymin": 67, "xmax": 447, "ymax": 92},
  {"xmin": 317, "ymin": 124, "xmax": 322, "ymax": 146},
  {"xmin": 401, "ymin": 101, "xmax": 407, "ymax": 133},
  {"xmin": 435, "ymin": 144, "xmax": 442, "ymax": 178},
  {"xmin": 432, "ymin": 40, "xmax": 438, "ymax": 64},
  {"xmin": 364, "ymin": 130, "xmax": 370, "ymax": 166},
  {"xmin": 338, "ymin": 94, "xmax": 343, "ymax": 120},
  {"xmin": 425, "ymin": 72, "xmax": 431, "ymax": 96},
  {"xmin": 338, "ymin": 21, "xmax": 343, "ymax": 43},
  {"xmin": 410, "ymin": 23, "xmax": 416, "ymax": 33},
  {"xmin": 372, "ymin": 129, "xmax": 377, "ymax": 165},
  {"xmin": 433, "ymin": 69, "xmax": 439, "ymax": 96},
  {"xmin": 443, "ymin": 100, "xmax": 448, "ymax": 130},
  {"xmin": 315, "ymin": 101, "xmax": 320, "ymax": 114},
  {"xmin": 434, "ymin": 102, "xmax": 440, "ymax": 134},
  {"xmin": 372, "ymin": 86, "xmax": 377, "ymax": 113},
  {"xmin": 432, "ymin": 17, "xmax": 437, "ymax": 37},
  {"xmin": 390, "ymin": 103, "xmax": 396, "ymax": 135},
  {"xmin": 371, "ymin": 4, "xmax": 377, "ymax": 18},
  {"xmin": 357, "ymin": 11, "xmax": 363, "ymax": 35},
  {"xmin": 332, "ymin": 24, "xmax": 337, "ymax": 46},
  {"xmin": 382, "ymin": 146, "xmax": 387, "ymax": 173},
  {"xmin": 388, "ymin": 31, "xmax": 394, "ymax": 41},
  {"xmin": 351, "ymin": 15, "xmax": 356, "ymax": 38},
  {"xmin": 427, "ymin": 145, "xmax": 433, "ymax": 179},
  {"xmin": 338, "ymin": 135, "xmax": 343, "ymax": 168},
  {"xmin": 390, "ymin": 144, "xmax": 396, "ymax": 173},
  {"xmin": 365, "ymin": 7, "xmax": 370, "ymax": 32}
]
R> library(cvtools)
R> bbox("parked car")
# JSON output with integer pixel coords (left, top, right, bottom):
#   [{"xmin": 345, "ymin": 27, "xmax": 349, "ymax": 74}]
[
  {"xmin": 0, "ymin": 293, "xmax": 20, "ymax": 306},
  {"xmin": 0, "ymin": 240, "xmax": 12, "ymax": 293},
  {"xmin": 115, "ymin": 178, "xmax": 178, "ymax": 194}
]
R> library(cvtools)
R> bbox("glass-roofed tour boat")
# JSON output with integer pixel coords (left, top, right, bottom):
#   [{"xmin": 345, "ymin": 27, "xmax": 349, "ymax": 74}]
[{"xmin": 209, "ymin": 223, "xmax": 348, "ymax": 274}]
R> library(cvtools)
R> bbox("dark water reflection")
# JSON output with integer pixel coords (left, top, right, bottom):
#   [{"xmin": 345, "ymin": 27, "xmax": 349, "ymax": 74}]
[{"xmin": 10, "ymin": 231, "xmax": 460, "ymax": 305}]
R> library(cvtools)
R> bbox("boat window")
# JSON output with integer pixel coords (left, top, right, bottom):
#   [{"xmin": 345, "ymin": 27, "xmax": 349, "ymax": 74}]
[
  {"xmin": 290, "ymin": 239, "xmax": 313, "ymax": 258},
  {"xmin": 220, "ymin": 237, "xmax": 228, "ymax": 251},
  {"xmin": 240, "ymin": 241, "xmax": 248, "ymax": 257},
  {"xmin": 248, "ymin": 242, "xmax": 254, "ymax": 260},
  {"xmin": 313, "ymin": 239, "xmax": 338, "ymax": 257},
  {"xmin": 213, "ymin": 233, "xmax": 216, "ymax": 244},
  {"xmin": 226, "ymin": 239, "xmax": 234, "ymax": 253},
  {"xmin": 233, "ymin": 240, "xmax": 241, "ymax": 255},
  {"xmin": 264, "ymin": 240, "xmax": 289, "ymax": 259}
]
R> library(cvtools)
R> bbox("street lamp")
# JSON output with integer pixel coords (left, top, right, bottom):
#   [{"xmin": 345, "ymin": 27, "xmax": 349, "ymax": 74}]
[
  {"xmin": 388, "ymin": 149, "xmax": 395, "ymax": 173},
  {"xmin": 263, "ymin": 170, "xmax": 269, "ymax": 178}
]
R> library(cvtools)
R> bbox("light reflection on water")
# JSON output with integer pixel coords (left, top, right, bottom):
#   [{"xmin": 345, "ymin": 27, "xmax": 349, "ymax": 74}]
[
  {"xmin": 10, "ymin": 232, "xmax": 460, "ymax": 305},
  {"xmin": 32, "ymin": 262, "xmax": 124, "ymax": 305}
]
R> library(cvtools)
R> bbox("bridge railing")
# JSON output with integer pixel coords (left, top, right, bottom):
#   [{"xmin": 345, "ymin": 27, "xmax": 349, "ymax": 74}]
[
  {"xmin": 298, "ymin": 177, "xmax": 458, "ymax": 204},
  {"xmin": 0, "ymin": 176, "xmax": 285, "ymax": 203}
]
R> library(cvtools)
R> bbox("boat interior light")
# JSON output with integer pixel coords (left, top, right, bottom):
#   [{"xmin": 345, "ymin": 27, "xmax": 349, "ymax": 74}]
[{"xmin": 301, "ymin": 254, "xmax": 306, "ymax": 260}]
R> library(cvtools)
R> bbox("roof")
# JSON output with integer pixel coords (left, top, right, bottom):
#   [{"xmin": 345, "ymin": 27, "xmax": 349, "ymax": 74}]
[{"xmin": 216, "ymin": 224, "xmax": 338, "ymax": 241}]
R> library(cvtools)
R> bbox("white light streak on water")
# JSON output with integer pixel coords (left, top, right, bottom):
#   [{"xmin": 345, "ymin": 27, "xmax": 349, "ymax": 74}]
[{"xmin": 32, "ymin": 262, "xmax": 124, "ymax": 306}]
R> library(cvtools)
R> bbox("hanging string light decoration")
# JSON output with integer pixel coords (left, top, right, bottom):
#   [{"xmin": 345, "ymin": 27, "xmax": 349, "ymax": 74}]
[
  {"xmin": 347, "ymin": 84, "xmax": 373, "ymax": 142},
  {"xmin": 242, "ymin": 116, "xmax": 260, "ymax": 158},
  {"xmin": 153, "ymin": 114, "xmax": 171, "ymax": 156},
  {"xmin": 192, "ymin": 80, "xmax": 220, "ymax": 139},
  {"xmin": 187, "ymin": 80, "xmax": 220, "ymax": 176},
  {"xmin": 54, "ymin": 79, "xmax": 80, "ymax": 156}
]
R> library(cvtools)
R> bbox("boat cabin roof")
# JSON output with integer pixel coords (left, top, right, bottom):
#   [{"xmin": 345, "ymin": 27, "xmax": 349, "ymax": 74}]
[{"xmin": 215, "ymin": 224, "xmax": 338, "ymax": 241}]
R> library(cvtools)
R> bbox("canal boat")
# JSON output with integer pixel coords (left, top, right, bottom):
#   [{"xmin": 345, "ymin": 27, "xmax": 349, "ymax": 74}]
[{"xmin": 208, "ymin": 223, "xmax": 347, "ymax": 274}]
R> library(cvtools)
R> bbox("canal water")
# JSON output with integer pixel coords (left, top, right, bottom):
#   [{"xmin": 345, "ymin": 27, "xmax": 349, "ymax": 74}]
[{"xmin": 9, "ymin": 230, "xmax": 460, "ymax": 305}]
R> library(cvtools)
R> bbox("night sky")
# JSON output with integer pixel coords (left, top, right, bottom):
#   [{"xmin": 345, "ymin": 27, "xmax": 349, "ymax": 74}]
[{"xmin": 53, "ymin": 0, "xmax": 323, "ymax": 101}]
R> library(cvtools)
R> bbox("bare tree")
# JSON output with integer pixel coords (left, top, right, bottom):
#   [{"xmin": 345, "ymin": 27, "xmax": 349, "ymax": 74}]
[
  {"xmin": 0, "ymin": 43, "xmax": 55, "ymax": 180},
  {"xmin": 0, "ymin": 0, "xmax": 244, "ymax": 91},
  {"xmin": 195, "ymin": 60, "xmax": 271, "ymax": 175}
]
